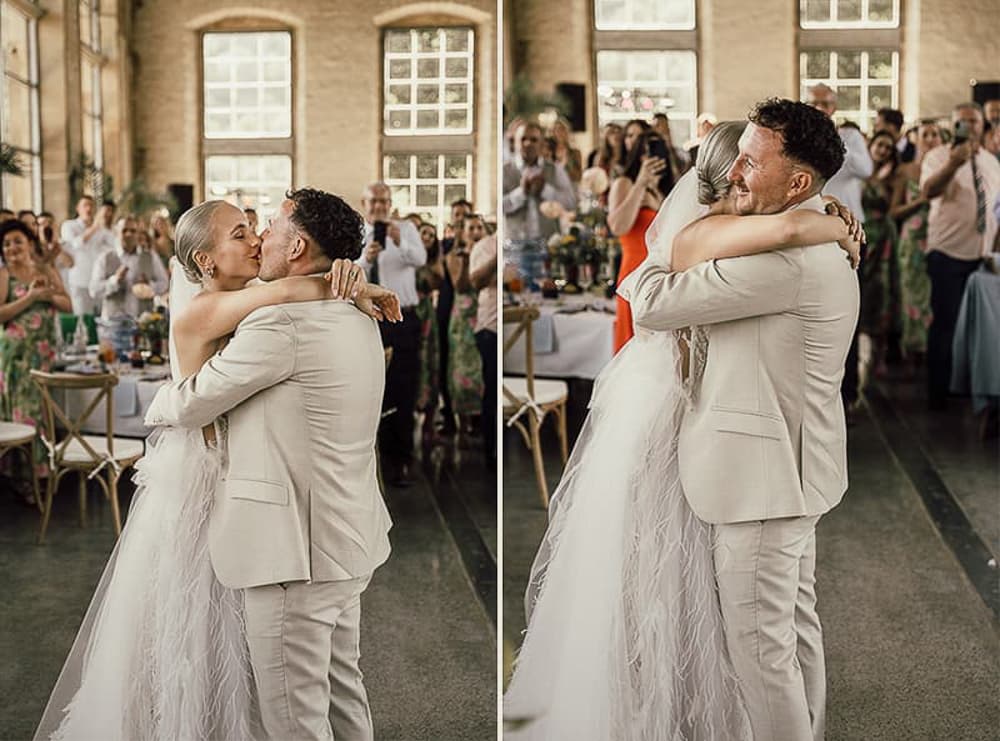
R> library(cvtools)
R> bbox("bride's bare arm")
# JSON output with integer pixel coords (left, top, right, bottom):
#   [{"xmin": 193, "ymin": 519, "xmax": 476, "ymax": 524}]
[{"xmin": 671, "ymin": 210, "xmax": 856, "ymax": 272}]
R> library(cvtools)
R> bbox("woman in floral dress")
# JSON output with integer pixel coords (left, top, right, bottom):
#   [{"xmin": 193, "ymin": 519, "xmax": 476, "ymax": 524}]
[
  {"xmin": 890, "ymin": 121, "xmax": 942, "ymax": 365},
  {"xmin": 416, "ymin": 221, "xmax": 444, "ymax": 444},
  {"xmin": 0, "ymin": 220, "xmax": 72, "ymax": 479},
  {"xmin": 860, "ymin": 129, "xmax": 901, "ymax": 378},
  {"xmin": 445, "ymin": 215, "xmax": 487, "ymax": 445}
]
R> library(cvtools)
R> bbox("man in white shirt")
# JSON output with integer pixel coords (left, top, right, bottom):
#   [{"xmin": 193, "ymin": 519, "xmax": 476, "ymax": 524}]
[
  {"xmin": 60, "ymin": 196, "xmax": 116, "ymax": 315},
  {"xmin": 808, "ymin": 83, "xmax": 872, "ymax": 412},
  {"xmin": 90, "ymin": 215, "xmax": 170, "ymax": 320},
  {"xmin": 502, "ymin": 122, "xmax": 576, "ymax": 242},
  {"xmin": 920, "ymin": 103, "xmax": 1000, "ymax": 406},
  {"xmin": 356, "ymin": 181, "xmax": 427, "ymax": 486}
]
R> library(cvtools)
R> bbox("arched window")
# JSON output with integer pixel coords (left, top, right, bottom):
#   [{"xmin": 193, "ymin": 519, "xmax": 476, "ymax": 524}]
[
  {"xmin": 200, "ymin": 26, "xmax": 293, "ymax": 223},
  {"xmin": 593, "ymin": 0, "xmax": 698, "ymax": 145},
  {"xmin": 799, "ymin": 0, "xmax": 901, "ymax": 132},
  {"xmin": 1, "ymin": 0, "xmax": 43, "ymax": 210}
]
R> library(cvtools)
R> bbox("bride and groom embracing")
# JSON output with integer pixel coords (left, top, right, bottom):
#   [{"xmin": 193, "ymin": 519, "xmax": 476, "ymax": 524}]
[
  {"xmin": 35, "ymin": 188, "xmax": 405, "ymax": 740},
  {"xmin": 505, "ymin": 98, "xmax": 863, "ymax": 740}
]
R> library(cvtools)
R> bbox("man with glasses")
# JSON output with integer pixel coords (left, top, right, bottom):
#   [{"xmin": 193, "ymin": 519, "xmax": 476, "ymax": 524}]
[{"xmin": 356, "ymin": 181, "xmax": 427, "ymax": 486}]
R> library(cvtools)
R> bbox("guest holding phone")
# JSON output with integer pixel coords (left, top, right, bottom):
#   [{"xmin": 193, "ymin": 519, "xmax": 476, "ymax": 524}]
[{"xmin": 607, "ymin": 130, "xmax": 670, "ymax": 353}]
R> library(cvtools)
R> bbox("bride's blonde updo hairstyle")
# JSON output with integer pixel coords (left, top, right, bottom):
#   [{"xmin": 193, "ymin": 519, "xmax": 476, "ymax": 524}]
[
  {"xmin": 174, "ymin": 200, "xmax": 230, "ymax": 283},
  {"xmin": 695, "ymin": 120, "xmax": 747, "ymax": 205}
]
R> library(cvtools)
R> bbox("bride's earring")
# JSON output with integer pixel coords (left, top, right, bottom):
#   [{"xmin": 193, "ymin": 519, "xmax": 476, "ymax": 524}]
[{"xmin": 203, "ymin": 262, "xmax": 216, "ymax": 279}]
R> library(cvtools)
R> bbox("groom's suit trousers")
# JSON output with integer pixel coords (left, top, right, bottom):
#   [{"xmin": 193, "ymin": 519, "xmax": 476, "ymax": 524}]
[
  {"xmin": 712, "ymin": 516, "xmax": 825, "ymax": 741},
  {"xmin": 244, "ymin": 576, "xmax": 373, "ymax": 741}
]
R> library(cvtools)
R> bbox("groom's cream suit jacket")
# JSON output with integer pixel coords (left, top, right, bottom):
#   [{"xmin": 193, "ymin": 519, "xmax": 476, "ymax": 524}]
[
  {"xmin": 619, "ymin": 195, "xmax": 859, "ymax": 524},
  {"xmin": 146, "ymin": 301, "xmax": 392, "ymax": 589}
]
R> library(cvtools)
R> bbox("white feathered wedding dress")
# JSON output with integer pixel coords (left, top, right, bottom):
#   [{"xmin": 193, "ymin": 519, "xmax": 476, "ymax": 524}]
[
  {"xmin": 503, "ymin": 171, "xmax": 752, "ymax": 740},
  {"xmin": 34, "ymin": 262, "xmax": 255, "ymax": 740}
]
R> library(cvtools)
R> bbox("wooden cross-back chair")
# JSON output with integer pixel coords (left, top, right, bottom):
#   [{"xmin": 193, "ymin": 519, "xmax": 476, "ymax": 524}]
[
  {"xmin": 30, "ymin": 370, "xmax": 145, "ymax": 543},
  {"xmin": 0, "ymin": 422, "xmax": 41, "ymax": 510},
  {"xmin": 502, "ymin": 305, "xmax": 569, "ymax": 509}
]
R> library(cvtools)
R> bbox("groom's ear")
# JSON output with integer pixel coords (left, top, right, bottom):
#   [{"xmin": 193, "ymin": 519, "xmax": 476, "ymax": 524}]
[
  {"xmin": 787, "ymin": 168, "xmax": 815, "ymax": 199},
  {"xmin": 287, "ymin": 234, "xmax": 308, "ymax": 262}
]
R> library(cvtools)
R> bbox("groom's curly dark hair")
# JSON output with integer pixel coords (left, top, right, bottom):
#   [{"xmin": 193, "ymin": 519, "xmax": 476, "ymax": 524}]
[
  {"xmin": 286, "ymin": 188, "xmax": 364, "ymax": 261},
  {"xmin": 749, "ymin": 98, "xmax": 845, "ymax": 181}
]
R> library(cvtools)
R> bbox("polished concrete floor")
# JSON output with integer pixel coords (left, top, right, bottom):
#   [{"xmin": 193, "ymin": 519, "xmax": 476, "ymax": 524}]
[
  {"xmin": 502, "ymin": 379, "xmax": 999, "ymax": 740},
  {"xmin": 0, "ymin": 438, "xmax": 496, "ymax": 741}
]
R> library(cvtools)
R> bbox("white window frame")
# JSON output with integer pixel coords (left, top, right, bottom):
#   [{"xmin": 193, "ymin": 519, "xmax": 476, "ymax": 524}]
[
  {"xmin": 0, "ymin": 0, "xmax": 43, "ymax": 211},
  {"xmin": 199, "ymin": 28, "xmax": 295, "ymax": 220},
  {"xmin": 799, "ymin": 49, "xmax": 899, "ymax": 132},
  {"xmin": 380, "ymin": 25, "xmax": 476, "ymax": 232},
  {"xmin": 594, "ymin": 0, "xmax": 696, "ymax": 31},
  {"xmin": 800, "ymin": 0, "xmax": 900, "ymax": 29},
  {"xmin": 79, "ymin": 0, "xmax": 104, "ymax": 173}
]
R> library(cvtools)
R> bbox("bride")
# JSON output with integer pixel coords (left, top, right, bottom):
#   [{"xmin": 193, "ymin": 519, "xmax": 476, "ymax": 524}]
[
  {"xmin": 503, "ymin": 121, "xmax": 861, "ymax": 740},
  {"xmin": 34, "ymin": 200, "xmax": 399, "ymax": 740}
]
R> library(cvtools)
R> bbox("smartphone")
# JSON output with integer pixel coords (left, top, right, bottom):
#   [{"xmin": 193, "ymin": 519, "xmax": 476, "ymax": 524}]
[
  {"xmin": 953, "ymin": 120, "xmax": 971, "ymax": 146},
  {"xmin": 647, "ymin": 136, "xmax": 670, "ymax": 162},
  {"xmin": 373, "ymin": 221, "xmax": 388, "ymax": 247},
  {"xmin": 43, "ymin": 225, "xmax": 54, "ymax": 243}
]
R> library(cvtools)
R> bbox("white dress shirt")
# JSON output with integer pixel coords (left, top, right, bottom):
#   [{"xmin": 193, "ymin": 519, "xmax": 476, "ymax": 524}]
[
  {"xmin": 823, "ymin": 126, "xmax": 873, "ymax": 223},
  {"xmin": 90, "ymin": 245, "xmax": 171, "ymax": 318},
  {"xmin": 60, "ymin": 217, "xmax": 116, "ymax": 289},
  {"xmin": 356, "ymin": 219, "xmax": 426, "ymax": 309},
  {"xmin": 502, "ymin": 156, "xmax": 577, "ymax": 241}
]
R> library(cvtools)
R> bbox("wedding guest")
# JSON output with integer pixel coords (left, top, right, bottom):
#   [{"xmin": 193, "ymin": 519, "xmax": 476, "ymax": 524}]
[
  {"xmin": 60, "ymin": 195, "xmax": 115, "ymax": 315},
  {"xmin": 0, "ymin": 220, "xmax": 72, "ymax": 480},
  {"xmin": 549, "ymin": 117, "xmax": 583, "ymax": 184},
  {"xmin": 876, "ymin": 107, "xmax": 913, "ymax": 163},
  {"xmin": 469, "ymin": 232, "xmax": 497, "ymax": 467},
  {"xmin": 0, "ymin": 209, "xmax": 14, "ymax": 223},
  {"xmin": 90, "ymin": 215, "xmax": 170, "ymax": 320},
  {"xmin": 608, "ymin": 129, "xmax": 669, "ymax": 353},
  {"xmin": 586, "ymin": 123, "xmax": 625, "ymax": 177},
  {"xmin": 17, "ymin": 210, "xmax": 37, "ymax": 235},
  {"xmin": 437, "ymin": 198, "xmax": 473, "ymax": 435},
  {"xmin": 504, "ymin": 116, "xmax": 526, "ymax": 164},
  {"xmin": 622, "ymin": 118, "xmax": 651, "ymax": 160},
  {"xmin": 415, "ymin": 222, "xmax": 444, "ymax": 444},
  {"xmin": 809, "ymin": 82, "xmax": 873, "ymax": 410},
  {"xmin": 502, "ymin": 121, "xmax": 576, "ymax": 242},
  {"xmin": 36, "ymin": 211, "xmax": 73, "ymax": 277},
  {"xmin": 921, "ymin": 102, "xmax": 1000, "ymax": 407},
  {"xmin": 890, "ymin": 120, "xmax": 942, "ymax": 364},
  {"xmin": 150, "ymin": 214, "xmax": 174, "ymax": 268},
  {"xmin": 357, "ymin": 181, "xmax": 427, "ymax": 486},
  {"xmin": 860, "ymin": 129, "xmax": 902, "ymax": 378},
  {"xmin": 446, "ymin": 214, "xmax": 488, "ymax": 447}
]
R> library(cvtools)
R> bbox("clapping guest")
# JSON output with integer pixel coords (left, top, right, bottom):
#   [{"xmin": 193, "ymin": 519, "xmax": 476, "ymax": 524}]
[
  {"xmin": 89, "ymin": 215, "xmax": 170, "ymax": 320},
  {"xmin": 357, "ymin": 181, "xmax": 427, "ymax": 486},
  {"xmin": 890, "ymin": 120, "xmax": 942, "ymax": 364},
  {"xmin": 60, "ymin": 196, "xmax": 115, "ymax": 315},
  {"xmin": 0, "ymin": 220, "xmax": 71, "ymax": 480},
  {"xmin": 416, "ymin": 222, "xmax": 444, "ymax": 445},
  {"xmin": 608, "ymin": 129, "xmax": 670, "ymax": 353},
  {"xmin": 437, "ymin": 198, "xmax": 473, "ymax": 435},
  {"xmin": 920, "ymin": 103, "xmax": 1000, "ymax": 407},
  {"xmin": 502, "ymin": 121, "xmax": 576, "ymax": 241},
  {"xmin": 860, "ymin": 130, "xmax": 902, "ymax": 378},
  {"xmin": 446, "ymin": 214, "xmax": 488, "ymax": 446}
]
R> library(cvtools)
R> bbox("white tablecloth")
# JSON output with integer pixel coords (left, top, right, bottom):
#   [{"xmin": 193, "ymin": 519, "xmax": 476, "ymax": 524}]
[
  {"xmin": 504, "ymin": 297, "xmax": 616, "ymax": 379},
  {"xmin": 59, "ymin": 369, "xmax": 170, "ymax": 439}
]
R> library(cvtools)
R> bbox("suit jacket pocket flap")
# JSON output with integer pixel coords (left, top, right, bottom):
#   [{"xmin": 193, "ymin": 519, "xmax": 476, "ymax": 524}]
[
  {"xmin": 711, "ymin": 408, "xmax": 785, "ymax": 440},
  {"xmin": 226, "ymin": 478, "xmax": 288, "ymax": 506}
]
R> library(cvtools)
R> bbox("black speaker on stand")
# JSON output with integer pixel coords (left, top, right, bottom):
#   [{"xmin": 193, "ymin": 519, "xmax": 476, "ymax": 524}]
[
  {"xmin": 555, "ymin": 82, "xmax": 587, "ymax": 133},
  {"xmin": 166, "ymin": 183, "xmax": 194, "ymax": 223},
  {"xmin": 972, "ymin": 80, "xmax": 1000, "ymax": 106}
]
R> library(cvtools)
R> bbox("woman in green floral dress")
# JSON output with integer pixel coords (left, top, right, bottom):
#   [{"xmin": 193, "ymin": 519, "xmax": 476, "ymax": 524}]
[
  {"xmin": 890, "ymin": 121, "xmax": 942, "ymax": 363},
  {"xmin": 861, "ymin": 130, "xmax": 901, "ymax": 378},
  {"xmin": 416, "ymin": 222, "xmax": 444, "ymax": 444},
  {"xmin": 0, "ymin": 220, "xmax": 72, "ymax": 478},
  {"xmin": 445, "ymin": 215, "xmax": 488, "ymax": 443}
]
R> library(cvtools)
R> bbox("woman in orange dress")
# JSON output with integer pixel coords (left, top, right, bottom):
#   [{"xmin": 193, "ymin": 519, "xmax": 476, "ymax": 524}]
[{"xmin": 607, "ymin": 129, "xmax": 670, "ymax": 352}]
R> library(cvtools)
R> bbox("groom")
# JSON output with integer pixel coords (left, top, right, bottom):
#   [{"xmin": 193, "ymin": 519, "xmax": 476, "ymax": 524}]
[
  {"xmin": 146, "ymin": 188, "xmax": 393, "ymax": 741},
  {"xmin": 621, "ymin": 99, "xmax": 859, "ymax": 741}
]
